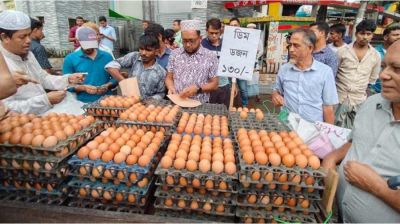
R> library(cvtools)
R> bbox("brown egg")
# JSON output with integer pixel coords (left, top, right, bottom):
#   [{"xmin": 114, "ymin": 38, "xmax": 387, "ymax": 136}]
[
  {"xmin": 77, "ymin": 146, "xmax": 90, "ymax": 159},
  {"xmin": 282, "ymin": 154, "xmax": 295, "ymax": 168},
  {"xmin": 251, "ymin": 171, "xmax": 261, "ymax": 181},
  {"xmin": 278, "ymin": 173, "xmax": 288, "ymax": 182},
  {"xmin": 186, "ymin": 160, "xmax": 198, "ymax": 171},
  {"xmin": 89, "ymin": 149, "xmax": 102, "ymax": 160},
  {"xmin": 42, "ymin": 136, "xmax": 58, "ymax": 148},
  {"xmin": 64, "ymin": 126, "xmax": 75, "ymax": 136},
  {"xmin": 212, "ymin": 161, "xmax": 224, "ymax": 174},
  {"xmin": 86, "ymin": 141, "xmax": 99, "ymax": 150},
  {"xmin": 243, "ymin": 151, "xmax": 255, "ymax": 165},
  {"xmin": 164, "ymin": 198, "xmax": 173, "ymax": 207},
  {"xmin": 247, "ymin": 194, "xmax": 257, "ymax": 204},
  {"xmin": 224, "ymin": 162, "xmax": 236, "ymax": 175},
  {"xmin": 138, "ymin": 154, "xmax": 151, "ymax": 167},
  {"xmin": 101, "ymin": 150, "xmax": 114, "ymax": 162},
  {"xmin": 190, "ymin": 200, "xmax": 199, "ymax": 209},
  {"xmin": 160, "ymin": 156, "xmax": 173, "ymax": 169},
  {"xmin": 240, "ymin": 111, "xmax": 248, "ymax": 119},
  {"xmin": 173, "ymin": 157, "xmax": 186, "ymax": 170},
  {"xmin": 295, "ymin": 154, "xmax": 308, "ymax": 168},
  {"xmin": 54, "ymin": 131, "xmax": 67, "ymax": 141},
  {"xmin": 308, "ymin": 155, "xmax": 321, "ymax": 170},
  {"xmin": 269, "ymin": 153, "xmax": 281, "ymax": 166},
  {"xmin": 9, "ymin": 132, "xmax": 22, "ymax": 145},
  {"xmin": 192, "ymin": 178, "xmax": 201, "ymax": 187},
  {"xmin": 255, "ymin": 152, "xmax": 268, "ymax": 165},
  {"xmin": 199, "ymin": 159, "xmax": 211, "ymax": 173},
  {"xmin": 203, "ymin": 202, "xmax": 212, "ymax": 211},
  {"xmin": 215, "ymin": 204, "xmax": 225, "ymax": 213},
  {"xmin": 255, "ymin": 112, "xmax": 264, "ymax": 121},
  {"xmin": 274, "ymin": 196, "xmax": 284, "ymax": 206},
  {"xmin": 20, "ymin": 133, "xmax": 34, "ymax": 145},
  {"xmin": 205, "ymin": 179, "xmax": 214, "ymax": 189},
  {"xmin": 300, "ymin": 199, "xmax": 310, "ymax": 208},
  {"xmin": 126, "ymin": 154, "xmax": 138, "ymax": 165}
]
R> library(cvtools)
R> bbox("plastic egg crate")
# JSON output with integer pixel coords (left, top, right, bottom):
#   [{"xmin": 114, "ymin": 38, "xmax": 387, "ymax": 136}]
[
  {"xmin": 0, "ymin": 190, "xmax": 67, "ymax": 206},
  {"xmin": 0, "ymin": 163, "xmax": 70, "ymax": 180},
  {"xmin": 0, "ymin": 155, "xmax": 73, "ymax": 173},
  {"xmin": 67, "ymin": 197, "xmax": 148, "ymax": 214},
  {"xmin": 176, "ymin": 113, "xmax": 231, "ymax": 138},
  {"xmin": 0, "ymin": 180, "xmax": 69, "ymax": 196},
  {"xmin": 82, "ymin": 95, "xmax": 139, "ymax": 117},
  {"xmin": 155, "ymin": 177, "xmax": 238, "ymax": 194},
  {"xmin": 0, "ymin": 168, "xmax": 70, "ymax": 185},
  {"xmin": 0, "ymin": 121, "xmax": 103, "ymax": 157},
  {"xmin": 230, "ymin": 113, "xmax": 290, "ymax": 132},
  {"xmin": 156, "ymin": 174, "xmax": 238, "ymax": 193},
  {"xmin": 67, "ymin": 177, "xmax": 153, "ymax": 206},
  {"xmin": 236, "ymin": 192, "xmax": 320, "ymax": 213},
  {"xmin": 155, "ymin": 186, "xmax": 237, "ymax": 205},
  {"xmin": 236, "ymin": 208, "xmax": 318, "ymax": 224},
  {"xmin": 117, "ymin": 107, "xmax": 182, "ymax": 128},
  {"xmin": 154, "ymin": 197, "xmax": 236, "ymax": 217},
  {"xmin": 155, "ymin": 209, "xmax": 235, "ymax": 223},
  {"xmin": 182, "ymin": 103, "xmax": 229, "ymax": 116},
  {"xmin": 238, "ymin": 182, "xmax": 323, "ymax": 197}
]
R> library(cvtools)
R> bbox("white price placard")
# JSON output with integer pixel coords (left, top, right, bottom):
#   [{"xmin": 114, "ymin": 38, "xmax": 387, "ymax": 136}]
[
  {"xmin": 217, "ymin": 25, "xmax": 261, "ymax": 81},
  {"xmin": 191, "ymin": 0, "xmax": 207, "ymax": 9}
]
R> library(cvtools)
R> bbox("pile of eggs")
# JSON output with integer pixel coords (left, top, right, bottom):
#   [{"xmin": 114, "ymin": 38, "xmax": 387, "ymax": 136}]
[
  {"xmin": 119, "ymin": 103, "xmax": 180, "ymax": 123},
  {"xmin": 231, "ymin": 107, "xmax": 264, "ymax": 121},
  {"xmin": 0, "ymin": 113, "xmax": 95, "ymax": 148},
  {"xmin": 241, "ymin": 193, "xmax": 311, "ymax": 210},
  {"xmin": 159, "ymin": 133, "xmax": 237, "ymax": 176},
  {"xmin": 77, "ymin": 126, "xmax": 165, "ymax": 168},
  {"xmin": 176, "ymin": 113, "xmax": 229, "ymax": 137},
  {"xmin": 162, "ymin": 198, "xmax": 227, "ymax": 213},
  {"xmin": 236, "ymin": 129, "xmax": 320, "ymax": 170},
  {"xmin": 99, "ymin": 96, "xmax": 140, "ymax": 108}
]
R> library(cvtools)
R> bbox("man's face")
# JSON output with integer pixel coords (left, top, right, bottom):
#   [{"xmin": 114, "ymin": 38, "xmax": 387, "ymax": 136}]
[
  {"xmin": 99, "ymin": 21, "xmax": 107, "ymax": 28},
  {"xmin": 1, "ymin": 28, "xmax": 31, "ymax": 56},
  {"xmin": 172, "ymin": 22, "xmax": 180, "ymax": 32},
  {"xmin": 142, "ymin": 22, "xmax": 149, "ymax": 30},
  {"xmin": 229, "ymin": 20, "xmax": 240, "ymax": 27},
  {"xmin": 288, "ymin": 32, "xmax": 313, "ymax": 64},
  {"xmin": 139, "ymin": 47, "xmax": 157, "ymax": 63},
  {"xmin": 82, "ymin": 48, "xmax": 95, "ymax": 55},
  {"xmin": 206, "ymin": 26, "xmax": 221, "ymax": 44},
  {"xmin": 182, "ymin": 30, "xmax": 201, "ymax": 54},
  {"xmin": 385, "ymin": 29, "xmax": 400, "ymax": 46},
  {"xmin": 329, "ymin": 31, "xmax": 341, "ymax": 42},
  {"xmin": 380, "ymin": 41, "xmax": 400, "ymax": 103},
  {"xmin": 76, "ymin": 19, "xmax": 84, "ymax": 26},
  {"xmin": 32, "ymin": 27, "xmax": 45, "ymax": 40},
  {"xmin": 355, "ymin": 31, "xmax": 373, "ymax": 46},
  {"xmin": 309, "ymin": 25, "xmax": 324, "ymax": 41}
]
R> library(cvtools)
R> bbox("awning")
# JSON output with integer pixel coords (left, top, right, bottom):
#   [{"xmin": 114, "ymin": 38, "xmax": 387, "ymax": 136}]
[{"xmin": 108, "ymin": 9, "xmax": 139, "ymax": 20}]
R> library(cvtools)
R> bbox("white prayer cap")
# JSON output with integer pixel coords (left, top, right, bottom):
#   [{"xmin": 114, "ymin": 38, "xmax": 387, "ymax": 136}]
[
  {"xmin": 0, "ymin": 10, "xmax": 31, "ymax": 30},
  {"xmin": 181, "ymin": 20, "xmax": 201, "ymax": 32},
  {"xmin": 246, "ymin": 23, "xmax": 257, "ymax": 29}
]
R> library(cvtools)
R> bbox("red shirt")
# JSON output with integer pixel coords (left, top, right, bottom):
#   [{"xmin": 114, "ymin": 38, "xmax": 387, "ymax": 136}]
[{"xmin": 69, "ymin": 26, "xmax": 80, "ymax": 49}]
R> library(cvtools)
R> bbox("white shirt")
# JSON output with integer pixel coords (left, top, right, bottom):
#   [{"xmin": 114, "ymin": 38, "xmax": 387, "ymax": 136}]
[
  {"xmin": 0, "ymin": 44, "xmax": 69, "ymax": 114},
  {"xmin": 328, "ymin": 42, "xmax": 347, "ymax": 54},
  {"xmin": 99, "ymin": 25, "xmax": 117, "ymax": 51}
]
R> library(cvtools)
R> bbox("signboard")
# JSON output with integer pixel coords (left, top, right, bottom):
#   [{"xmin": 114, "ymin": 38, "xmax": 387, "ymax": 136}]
[
  {"xmin": 191, "ymin": 0, "xmax": 207, "ymax": 9},
  {"xmin": 217, "ymin": 25, "xmax": 261, "ymax": 81}
]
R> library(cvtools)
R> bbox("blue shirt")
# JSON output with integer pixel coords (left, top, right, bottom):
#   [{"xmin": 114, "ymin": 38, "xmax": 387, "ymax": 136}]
[
  {"xmin": 30, "ymin": 39, "xmax": 52, "ymax": 69},
  {"xmin": 369, "ymin": 44, "xmax": 385, "ymax": 93},
  {"xmin": 63, "ymin": 49, "xmax": 116, "ymax": 103},
  {"xmin": 274, "ymin": 60, "xmax": 339, "ymax": 122},
  {"xmin": 99, "ymin": 25, "xmax": 117, "ymax": 50},
  {"xmin": 201, "ymin": 38, "xmax": 229, "ymax": 87},
  {"xmin": 156, "ymin": 47, "xmax": 171, "ymax": 70},
  {"xmin": 313, "ymin": 46, "xmax": 338, "ymax": 77}
]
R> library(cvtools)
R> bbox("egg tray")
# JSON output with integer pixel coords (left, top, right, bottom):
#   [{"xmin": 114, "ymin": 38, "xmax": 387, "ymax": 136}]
[
  {"xmin": 238, "ymin": 184, "xmax": 323, "ymax": 198},
  {"xmin": 230, "ymin": 113, "xmax": 291, "ymax": 131},
  {"xmin": 154, "ymin": 209, "xmax": 235, "ymax": 223},
  {"xmin": 0, "ymin": 121, "xmax": 103, "ymax": 159},
  {"xmin": 0, "ymin": 191, "xmax": 67, "ymax": 206},
  {"xmin": 182, "ymin": 103, "xmax": 229, "ymax": 116},
  {"xmin": 156, "ymin": 172, "xmax": 239, "ymax": 193},
  {"xmin": 155, "ymin": 177, "xmax": 238, "ymax": 194},
  {"xmin": 82, "ymin": 95, "xmax": 132, "ymax": 117},
  {"xmin": 236, "ymin": 195, "xmax": 320, "ymax": 213},
  {"xmin": 0, "ymin": 169, "xmax": 70, "ymax": 185},
  {"xmin": 68, "ymin": 177, "xmax": 154, "ymax": 196},
  {"xmin": 154, "ymin": 197, "xmax": 236, "ymax": 217},
  {"xmin": 67, "ymin": 197, "xmax": 148, "ymax": 214},
  {"xmin": 0, "ymin": 181, "xmax": 69, "ymax": 197},
  {"xmin": 236, "ymin": 208, "xmax": 318, "ymax": 224},
  {"xmin": 0, "ymin": 159, "xmax": 70, "ymax": 179},
  {"xmin": 155, "ymin": 186, "xmax": 237, "ymax": 206},
  {"xmin": 157, "ymin": 183, "xmax": 238, "ymax": 198}
]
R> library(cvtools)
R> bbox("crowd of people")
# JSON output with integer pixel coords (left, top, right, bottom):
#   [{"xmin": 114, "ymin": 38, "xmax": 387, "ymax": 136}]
[{"xmin": 0, "ymin": 9, "xmax": 399, "ymax": 222}]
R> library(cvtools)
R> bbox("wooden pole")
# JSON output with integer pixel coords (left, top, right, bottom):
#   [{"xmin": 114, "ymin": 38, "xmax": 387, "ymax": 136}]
[{"xmin": 229, "ymin": 78, "xmax": 237, "ymax": 111}]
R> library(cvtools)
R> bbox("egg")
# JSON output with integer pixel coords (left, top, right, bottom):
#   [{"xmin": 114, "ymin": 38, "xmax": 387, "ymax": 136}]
[
  {"xmin": 308, "ymin": 155, "xmax": 321, "ymax": 170},
  {"xmin": 120, "ymin": 145, "xmax": 132, "ymax": 155},
  {"xmin": 101, "ymin": 150, "xmax": 114, "ymax": 162},
  {"xmin": 86, "ymin": 141, "xmax": 99, "ymax": 150},
  {"xmin": 192, "ymin": 178, "xmax": 201, "ymax": 187},
  {"xmin": 305, "ymin": 176, "xmax": 315, "ymax": 186},
  {"xmin": 173, "ymin": 157, "xmax": 186, "ymax": 170},
  {"xmin": 77, "ymin": 146, "xmax": 90, "ymax": 159},
  {"xmin": 224, "ymin": 162, "xmax": 236, "ymax": 175},
  {"xmin": 190, "ymin": 201, "xmax": 199, "ymax": 209},
  {"xmin": 20, "ymin": 133, "xmax": 34, "ymax": 145},
  {"xmin": 269, "ymin": 153, "xmax": 281, "ymax": 166},
  {"xmin": 247, "ymin": 194, "xmax": 257, "ymax": 204},
  {"xmin": 255, "ymin": 112, "xmax": 264, "ymax": 121},
  {"xmin": 205, "ymin": 179, "xmax": 214, "ymax": 189},
  {"xmin": 300, "ymin": 199, "xmax": 310, "ymax": 208},
  {"xmin": 186, "ymin": 160, "xmax": 198, "ymax": 171},
  {"xmin": 261, "ymin": 195, "xmax": 270, "ymax": 205},
  {"xmin": 64, "ymin": 126, "xmax": 75, "ymax": 136},
  {"xmin": 240, "ymin": 111, "xmax": 248, "ymax": 119},
  {"xmin": 295, "ymin": 154, "xmax": 308, "ymax": 168},
  {"xmin": 9, "ymin": 133, "xmax": 22, "ymax": 145},
  {"xmin": 282, "ymin": 154, "xmax": 295, "ymax": 168},
  {"xmin": 89, "ymin": 149, "xmax": 102, "ymax": 160},
  {"xmin": 199, "ymin": 159, "xmax": 211, "ymax": 173},
  {"xmin": 255, "ymin": 152, "xmax": 268, "ymax": 165},
  {"xmin": 212, "ymin": 161, "xmax": 224, "ymax": 174},
  {"xmin": 138, "ymin": 154, "xmax": 151, "ymax": 167},
  {"xmin": 160, "ymin": 156, "xmax": 173, "ymax": 169},
  {"xmin": 251, "ymin": 171, "xmax": 261, "ymax": 181},
  {"xmin": 273, "ymin": 196, "xmax": 284, "ymax": 206},
  {"xmin": 203, "ymin": 202, "xmax": 212, "ymax": 211},
  {"xmin": 216, "ymin": 204, "xmax": 225, "ymax": 213},
  {"xmin": 242, "ymin": 151, "xmax": 254, "ymax": 165},
  {"xmin": 278, "ymin": 173, "xmax": 288, "ymax": 182},
  {"xmin": 42, "ymin": 136, "xmax": 58, "ymax": 148}
]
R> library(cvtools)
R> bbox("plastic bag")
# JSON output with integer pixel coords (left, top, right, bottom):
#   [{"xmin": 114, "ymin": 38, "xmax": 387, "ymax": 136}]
[{"xmin": 44, "ymin": 92, "xmax": 85, "ymax": 115}]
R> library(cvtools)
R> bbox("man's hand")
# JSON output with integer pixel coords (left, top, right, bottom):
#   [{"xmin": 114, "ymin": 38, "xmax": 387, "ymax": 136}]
[
  {"xmin": 168, "ymin": 86, "xmax": 177, "ymax": 95},
  {"xmin": 344, "ymin": 161, "xmax": 387, "ymax": 195},
  {"xmin": 12, "ymin": 71, "xmax": 38, "ymax": 87},
  {"xmin": 97, "ymin": 83, "xmax": 112, "ymax": 94},
  {"xmin": 120, "ymin": 72, "xmax": 129, "ymax": 78},
  {"xmin": 47, "ymin": 90, "xmax": 66, "ymax": 105},
  {"xmin": 85, "ymin": 85, "xmax": 98, "ymax": 94},
  {"xmin": 179, "ymin": 85, "xmax": 198, "ymax": 99},
  {"xmin": 322, "ymin": 154, "xmax": 338, "ymax": 171},
  {"xmin": 272, "ymin": 91, "xmax": 284, "ymax": 107},
  {"xmin": 68, "ymin": 73, "xmax": 86, "ymax": 84}
]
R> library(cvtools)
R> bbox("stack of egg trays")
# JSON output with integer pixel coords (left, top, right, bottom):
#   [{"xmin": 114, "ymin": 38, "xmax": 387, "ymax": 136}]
[
  {"xmin": 0, "ymin": 121, "xmax": 103, "ymax": 195},
  {"xmin": 236, "ymin": 207, "xmax": 318, "ymax": 223},
  {"xmin": 82, "ymin": 95, "xmax": 132, "ymax": 121},
  {"xmin": 155, "ymin": 177, "xmax": 238, "ymax": 194},
  {"xmin": 67, "ymin": 177, "xmax": 154, "ymax": 208},
  {"xmin": 229, "ymin": 112, "xmax": 291, "ymax": 132},
  {"xmin": 68, "ymin": 124, "xmax": 170, "ymax": 185},
  {"xmin": 154, "ymin": 208, "xmax": 235, "ymax": 223},
  {"xmin": 67, "ymin": 197, "xmax": 148, "ymax": 214},
  {"xmin": 0, "ymin": 189, "xmax": 67, "ymax": 206},
  {"xmin": 182, "ymin": 103, "xmax": 228, "ymax": 116}
]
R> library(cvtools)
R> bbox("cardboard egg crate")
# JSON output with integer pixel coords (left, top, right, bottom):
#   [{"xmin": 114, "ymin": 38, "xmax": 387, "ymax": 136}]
[
  {"xmin": 67, "ymin": 177, "xmax": 154, "ymax": 206},
  {"xmin": 154, "ymin": 208, "xmax": 235, "ymax": 223},
  {"xmin": 236, "ymin": 193, "xmax": 320, "ymax": 214},
  {"xmin": 182, "ymin": 103, "xmax": 229, "ymax": 116},
  {"xmin": 0, "ymin": 190, "xmax": 67, "ymax": 206},
  {"xmin": 0, "ymin": 121, "xmax": 103, "ymax": 157},
  {"xmin": 154, "ymin": 197, "xmax": 236, "ymax": 217},
  {"xmin": 155, "ymin": 177, "xmax": 238, "ymax": 194},
  {"xmin": 67, "ymin": 197, "xmax": 148, "ymax": 214},
  {"xmin": 155, "ymin": 186, "xmax": 237, "ymax": 206},
  {"xmin": 236, "ymin": 207, "xmax": 318, "ymax": 224}
]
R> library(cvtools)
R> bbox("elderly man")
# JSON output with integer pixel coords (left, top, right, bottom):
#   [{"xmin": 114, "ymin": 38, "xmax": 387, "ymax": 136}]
[
  {"xmin": 335, "ymin": 20, "xmax": 381, "ymax": 128},
  {"xmin": 322, "ymin": 40, "xmax": 400, "ymax": 223},
  {"xmin": 0, "ymin": 10, "xmax": 84, "ymax": 114},
  {"xmin": 272, "ymin": 28, "xmax": 338, "ymax": 124},
  {"xmin": 165, "ymin": 20, "xmax": 218, "ymax": 103}
]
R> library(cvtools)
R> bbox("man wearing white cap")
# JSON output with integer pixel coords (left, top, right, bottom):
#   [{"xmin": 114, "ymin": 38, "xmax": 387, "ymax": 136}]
[
  {"xmin": 165, "ymin": 19, "xmax": 218, "ymax": 103},
  {"xmin": 0, "ymin": 10, "xmax": 85, "ymax": 114}
]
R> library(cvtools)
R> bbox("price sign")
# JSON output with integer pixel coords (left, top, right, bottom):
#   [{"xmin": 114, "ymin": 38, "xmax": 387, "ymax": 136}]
[{"xmin": 217, "ymin": 25, "xmax": 261, "ymax": 81}]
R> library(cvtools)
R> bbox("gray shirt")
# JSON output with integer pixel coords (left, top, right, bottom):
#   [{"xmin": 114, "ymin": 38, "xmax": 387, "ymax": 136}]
[
  {"xmin": 105, "ymin": 52, "xmax": 166, "ymax": 100},
  {"xmin": 337, "ymin": 94, "xmax": 400, "ymax": 223}
]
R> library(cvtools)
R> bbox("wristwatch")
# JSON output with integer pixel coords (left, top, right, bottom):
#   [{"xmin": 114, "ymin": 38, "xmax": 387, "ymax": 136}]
[{"xmin": 196, "ymin": 85, "xmax": 203, "ymax": 94}]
